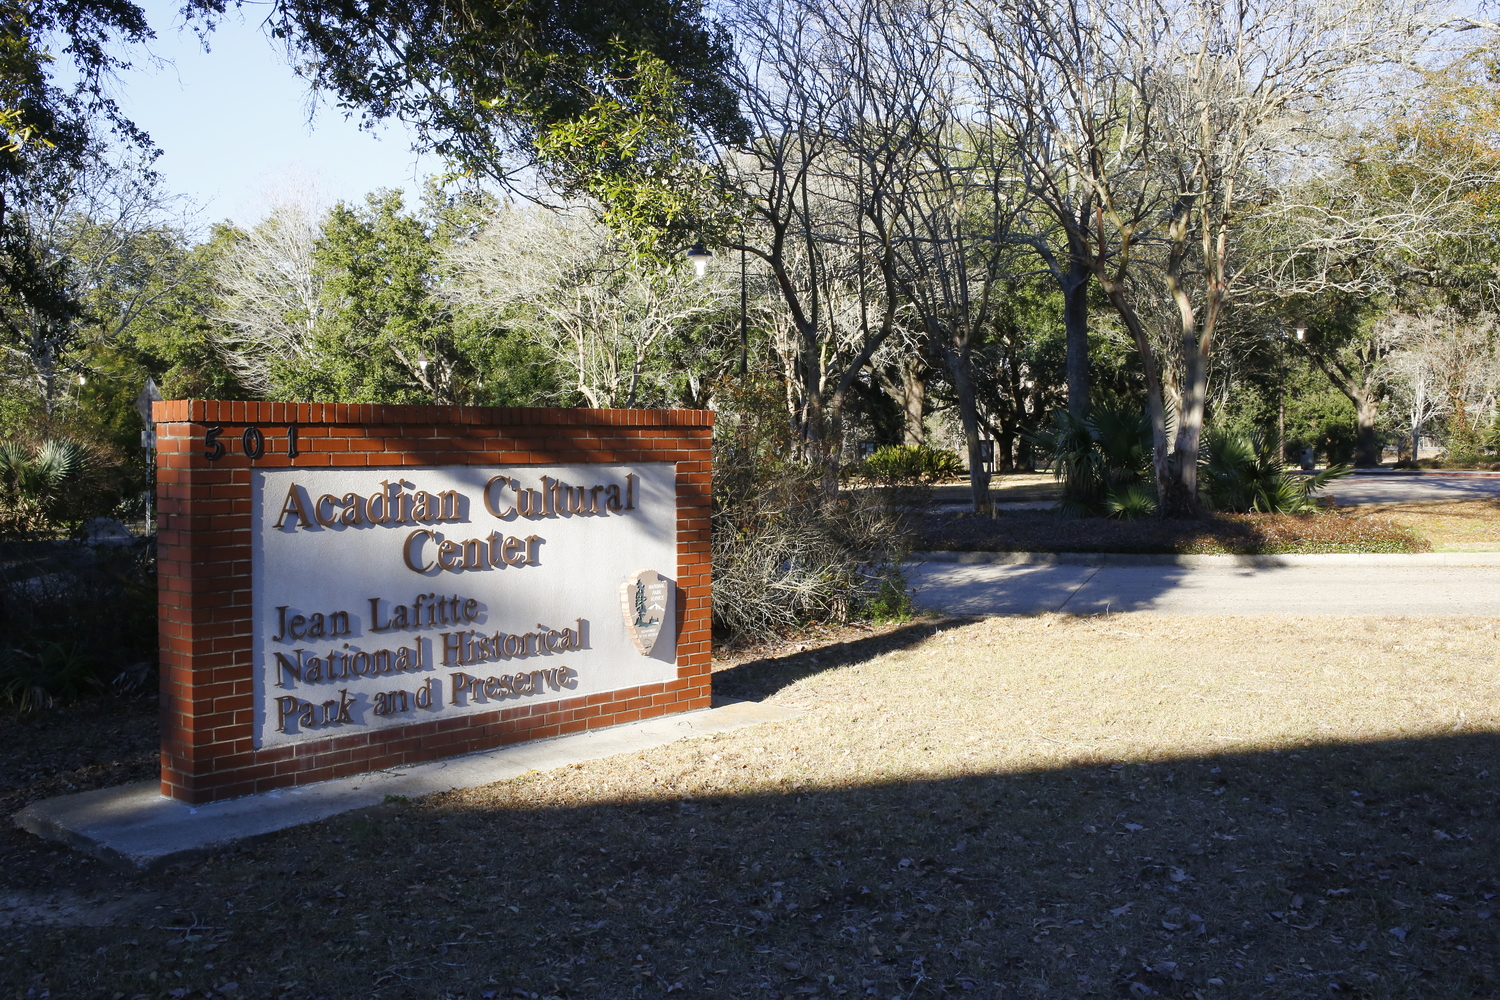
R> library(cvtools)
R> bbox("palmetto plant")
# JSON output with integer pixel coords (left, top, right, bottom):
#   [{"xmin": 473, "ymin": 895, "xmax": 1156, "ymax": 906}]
[
  {"xmin": 0, "ymin": 437, "xmax": 115, "ymax": 539},
  {"xmin": 1199, "ymin": 429, "xmax": 1349, "ymax": 513},
  {"xmin": 1032, "ymin": 403, "xmax": 1155, "ymax": 518}
]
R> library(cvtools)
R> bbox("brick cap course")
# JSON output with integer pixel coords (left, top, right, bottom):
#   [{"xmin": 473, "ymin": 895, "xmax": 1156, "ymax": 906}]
[{"xmin": 154, "ymin": 401, "xmax": 714, "ymax": 428}]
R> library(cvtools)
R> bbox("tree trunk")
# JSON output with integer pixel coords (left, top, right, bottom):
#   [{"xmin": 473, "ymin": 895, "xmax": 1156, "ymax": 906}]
[
  {"xmin": 1063, "ymin": 250, "xmax": 1090, "ymax": 419},
  {"xmin": 1173, "ymin": 338, "xmax": 1208, "ymax": 502},
  {"xmin": 901, "ymin": 359, "xmax": 926, "ymax": 446},
  {"xmin": 944, "ymin": 346, "xmax": 992, "ymax": 515},
  {"xmin": 1354, "ymin": 391, "xmax": 1381, "ymax": 467},
  {"xmin": 1100, "ymin": 284, "xmax": 1175, "ymax": 513},
  {"xmin": 997, "ymin": 415, "xmax": 1016, "ymax": 473}
]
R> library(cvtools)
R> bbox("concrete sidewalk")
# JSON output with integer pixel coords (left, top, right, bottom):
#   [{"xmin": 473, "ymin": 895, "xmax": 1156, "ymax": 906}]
[
  {"xmin": 910, "ymin": 552, "xmax": 1500, "ymax": 616},
  {"xmin": 14, "ymin": 699, "xmax": 800, "ymax": 875}
]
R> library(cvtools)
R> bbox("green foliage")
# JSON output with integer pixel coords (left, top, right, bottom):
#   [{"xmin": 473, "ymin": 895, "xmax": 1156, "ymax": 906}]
[
  {"xmin": 0, "ymin": 435, "xmax": 122, "ymax": 539},
  {"xmin": 1103, "ymin": 482, "xmax": 1158, "ymax": 520},
  {"xmin": 1199, "ymin": 428, "xmax": 1350, "ymax": 514},
  {"xmin": 263, "ymin": 0, "xmax": 746, "ymax": 214},
  {"xmin": 534, "ymin": 51, "xmax": 732, "ymax": 258},
  {"xmin": 0, "ymin": 639, "xmax": 100, "ymax": 712},
  {"xmin": 218, "ymin": 185, "xmax": 562, "ymax": 407},
  {"xmin": 865, "ymin": 569, "xmax": 915, "ymax": 624},
  {"xmin": 1031, "ymin": 402, "xmax": 1153, "ymax": 516},
  {"xmin": 111, "ymin": 223, "xmax": 246, "ymax": 400},
  {"xmin": 302, "ymin": 188, "xmax": 459, "ymax": 402},
  {"xmin": 858, "ymin": 444, "xmax": 964, "ymax": 484}
]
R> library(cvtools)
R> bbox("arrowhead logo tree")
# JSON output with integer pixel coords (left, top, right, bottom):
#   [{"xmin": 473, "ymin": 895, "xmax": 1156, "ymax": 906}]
[{"xmin": 621, "ymin": 569, "xmax": 674, "ymax": 657}]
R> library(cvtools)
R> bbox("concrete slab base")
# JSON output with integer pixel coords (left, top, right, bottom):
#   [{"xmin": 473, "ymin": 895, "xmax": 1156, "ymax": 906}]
[{"xmin": 14, "ymin": 699, "xmax": 800, "ymax": 876}]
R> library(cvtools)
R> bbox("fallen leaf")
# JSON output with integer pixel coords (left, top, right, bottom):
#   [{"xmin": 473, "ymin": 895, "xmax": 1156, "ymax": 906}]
[
  {"xmin": 1162, "ymin": 920, "xmax": 1182, "ymax": 931},
  {"xmin": 1124, "ymin": 823, "xmax": 1145, "ymax": 832},
  {"xmin": 1111, "ymin": 903, "xmax": 1134, "ymax": 916},
  {"xmin": 1389, "ymin": 926, "xmax": 1409, "ymax": 942}
]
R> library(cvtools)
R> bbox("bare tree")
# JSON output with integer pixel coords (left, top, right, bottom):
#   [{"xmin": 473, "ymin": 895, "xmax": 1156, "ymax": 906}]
[
  {"xmin": 957, "ymin": 0, "xmax": 1177, "ymax": 498},
  {"xmin": 1381, "ymin": 309, "xmax": 1500, "ymax": 459},
  {"xmin": 445, "ymin": 206, "xmax": 733, "ymax": 408},
  {"xmin": 714, "ymin": 0, "xmax": 919, "ymax": 487},
  {"xmin": 1381, "ymin": 314, "xmax": 1450, "ymax": 460},
  {"xmin": 212, "ymin": 196, "xmax": 327, "ymax": 399},
  {"xmin": 846, "ymin": 0, "xmax": 1031, "ymax": 513},
  {"xmin": 960, "ymin": 0, "xmax": 1450, "ymax": 510},
  {"xmin": 0, "ymin": 151, "xmax": 198, "ymax": 415}
]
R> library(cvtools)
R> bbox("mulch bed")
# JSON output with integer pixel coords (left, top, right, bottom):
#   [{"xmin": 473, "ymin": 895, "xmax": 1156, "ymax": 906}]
[{"xmin": 919, "ymin": 508, "xmax": 1429, "ymax": 555}]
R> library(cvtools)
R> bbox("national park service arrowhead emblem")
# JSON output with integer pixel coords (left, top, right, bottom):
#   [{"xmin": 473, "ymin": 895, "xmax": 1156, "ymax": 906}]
[{"xmin": 621, "ymin": 569, "xmax": 674, "ymax": 657}]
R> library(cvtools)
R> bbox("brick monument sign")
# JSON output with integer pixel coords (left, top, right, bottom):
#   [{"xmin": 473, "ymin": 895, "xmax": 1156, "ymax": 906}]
[{"xmin": 153, "ymin": 402, "xmax": 713, "ymax": 804}]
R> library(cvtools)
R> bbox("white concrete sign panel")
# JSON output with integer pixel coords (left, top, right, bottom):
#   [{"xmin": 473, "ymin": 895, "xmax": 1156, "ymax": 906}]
[{"xmin": 250, "ymin": 463, "xmax": 678, "ymax": 748}]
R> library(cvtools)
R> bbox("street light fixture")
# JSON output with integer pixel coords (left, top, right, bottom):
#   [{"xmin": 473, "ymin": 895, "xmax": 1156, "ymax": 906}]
[
  {"xmin": 686, "ymin": 240, "xmax": 750, "ymax": 376},
  {"xmin": 686, "ymin": 242, "xmax": 712, "ymax": 278}
]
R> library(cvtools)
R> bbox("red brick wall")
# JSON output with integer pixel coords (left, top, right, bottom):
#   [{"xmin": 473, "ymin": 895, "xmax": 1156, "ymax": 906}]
[{"xmin": 153, "ymin": 402, "xmax": 714, "ymax": 804}]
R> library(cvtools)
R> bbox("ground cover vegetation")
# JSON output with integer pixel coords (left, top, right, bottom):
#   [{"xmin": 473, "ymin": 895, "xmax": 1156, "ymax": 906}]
[{"xmin": 4, "ymin": 614, "xmax": 1499, "ymax": 998}]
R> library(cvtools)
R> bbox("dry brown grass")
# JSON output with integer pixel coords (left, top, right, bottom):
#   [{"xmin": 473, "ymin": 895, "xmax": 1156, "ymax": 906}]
[
  {"xmin": 7, "ymin": 615, "xmax": 1500, "ymax": 1000},
  {"xmin": 1349, "ymin": 500, "xmax": 1500, "ymax": 550}
]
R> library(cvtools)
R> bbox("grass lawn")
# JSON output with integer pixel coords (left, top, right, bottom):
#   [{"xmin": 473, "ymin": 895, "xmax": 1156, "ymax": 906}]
[
  {"xmin": 1350, "ymin": 500, "xmax": 1500, "ymax": 551},
  {"xmin": 5, "ymin": 614, "xmax": 1499, "ymax": 999}
]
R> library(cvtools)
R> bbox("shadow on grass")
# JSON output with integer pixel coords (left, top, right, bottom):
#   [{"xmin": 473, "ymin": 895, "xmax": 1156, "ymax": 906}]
[
  {"xmin": 7, "ymin": 732, "xmax": 1499, "ymax": 1000},
  {"xmin": 715, "ymin": 619, "xmax": 976, "ymax": 701}
]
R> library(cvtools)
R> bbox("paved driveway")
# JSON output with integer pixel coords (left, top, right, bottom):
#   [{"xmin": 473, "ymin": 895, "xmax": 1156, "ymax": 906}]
[{"xmin": 909, "ymin": 558, "xmax": 1500, "ymax": 616}]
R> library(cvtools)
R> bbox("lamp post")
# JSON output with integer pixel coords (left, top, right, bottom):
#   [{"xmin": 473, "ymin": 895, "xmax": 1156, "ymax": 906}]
[
  {"xmin": 1279, "ymin": 324, "xmax": 1306, "ymax": 465},
  {"xmin": 685, "ymin": 240, "xmax": 749, "ymax": 377},
  {"xmin": 135, "ymin": 377, "xmax": 162, "ymax": 535},
  {"xmin": 417, "ymin": 349, "xmax": 436, "ymax": 404}
]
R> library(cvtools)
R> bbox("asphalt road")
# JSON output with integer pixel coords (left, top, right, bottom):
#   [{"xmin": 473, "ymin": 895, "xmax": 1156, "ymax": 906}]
[
  {"xmin": 910, "ymin": 558, "xmax": 1500, "ymax": 616},
  {"xmin": 1322, "ymin": 473, "xmax": 1500, "ymax": 506}
]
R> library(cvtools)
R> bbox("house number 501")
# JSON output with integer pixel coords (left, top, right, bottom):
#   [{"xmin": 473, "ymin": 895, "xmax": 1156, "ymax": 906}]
[{"xmin": 204, "ymin": 425, "xmax": 300, "ymax": 461}]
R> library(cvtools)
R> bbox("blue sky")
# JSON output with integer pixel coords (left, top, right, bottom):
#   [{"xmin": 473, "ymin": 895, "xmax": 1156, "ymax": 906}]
[{"xmin": 115, "ymin": 0, "xmax": 440, "ymax": 226}]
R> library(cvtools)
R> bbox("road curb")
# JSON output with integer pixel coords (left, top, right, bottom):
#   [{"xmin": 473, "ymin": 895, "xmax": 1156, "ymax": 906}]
[{"xmin": 914, "ymin": 550, "xmax": 1500, "ymax": 568}]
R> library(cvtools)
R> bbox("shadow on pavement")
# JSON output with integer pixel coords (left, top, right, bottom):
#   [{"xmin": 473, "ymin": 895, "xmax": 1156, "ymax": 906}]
[
  {"xmin": 7, "ymin": 731, "xmax": 1497, "ymax": 999},
  {"xmin": 908, "ymin": 560, "xmax": 1195, "ymax": 617}
]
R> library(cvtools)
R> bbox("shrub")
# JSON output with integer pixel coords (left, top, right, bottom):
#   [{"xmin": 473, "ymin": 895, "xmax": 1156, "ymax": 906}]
[
  {"xmin": 858, "ymin": 444, "xmax": 964, "ymax": 483},
  {"xmin": 712, "ymin": 457, "xmax": 913, "ymax": 643},
  {"xmin": 0, "ymin": 539, "xmax": 157, "ymax": 711},
  {"xmin": 0, "ymin": 436, "xmax": 125, "ymax": 540},
  {"xmin": 1031, "ymin": 402, "xmax": 1153, "ymax": 516},
  {"xmin": 1199, "ymin": 428, "xmax": 1348, "ymax": 513},
  {"xmin": 1103, "ymin": 482, "xmax": 1158, "ymax": 520}
]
